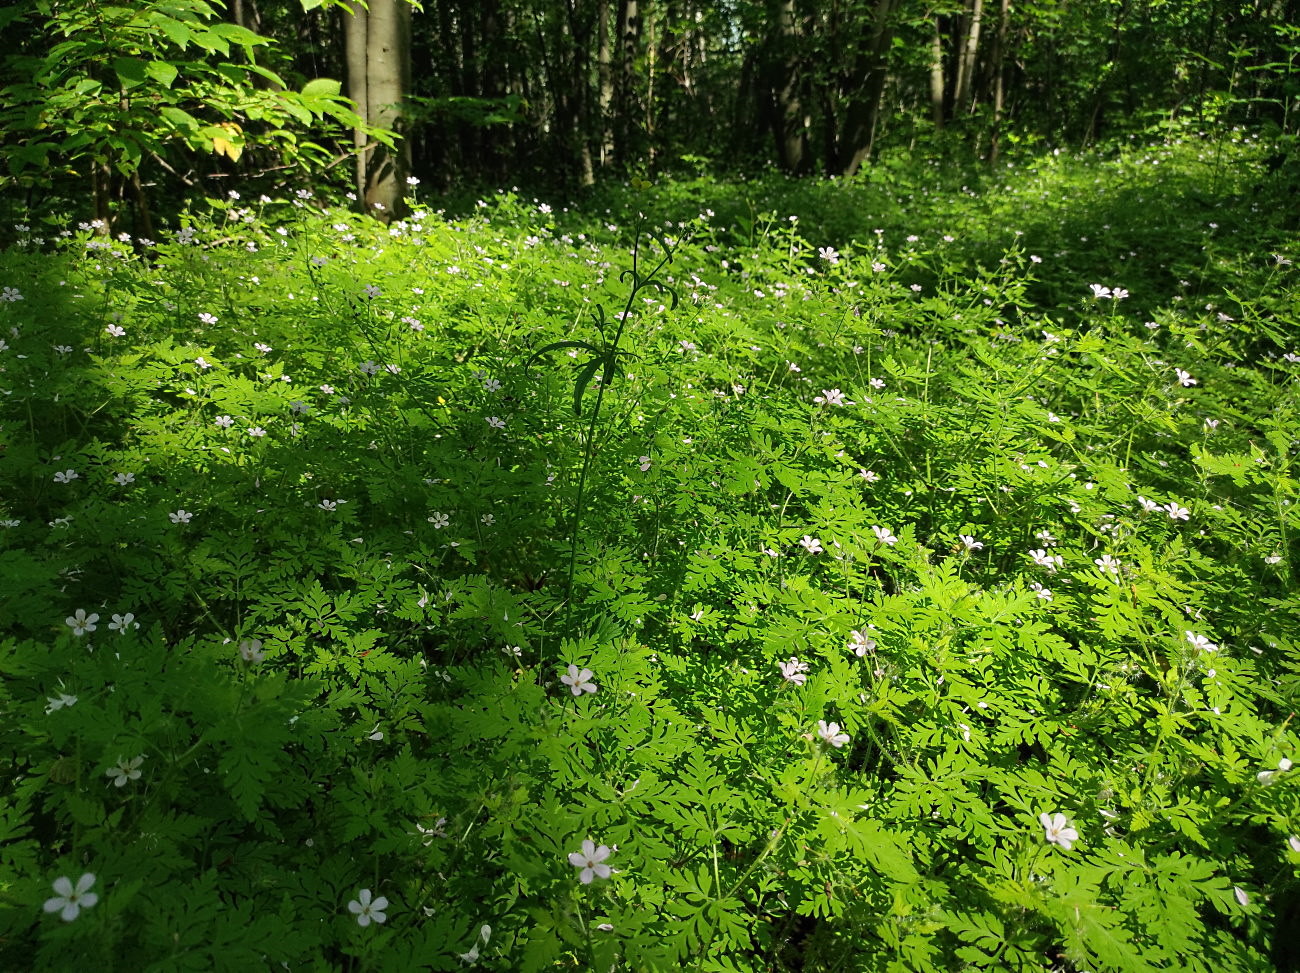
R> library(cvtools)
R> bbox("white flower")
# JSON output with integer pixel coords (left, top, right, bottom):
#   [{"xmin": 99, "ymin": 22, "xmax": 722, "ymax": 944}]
[
  {"xmin": 105, "ymin": 324, "xmax": 125, "ymax": 337},
  {"xmin": 638, "ymin": 455, "xmax": 652, "ymax": 472},
  {"xmin": 239, "ymin": 639, "xmax": 265, "ymax": 663},
  {"xmin": 363, "ymin": 284, "xmax": 382, "ymax": 299},
  {"xmin": 1234, "ymin": 886, "xmax": 1249, "ymax": 907},
  {"xmin": 1030, "ymin": 582, "xmax": 1053, "ymax": 602},
  {"xmin": 1, "ymin": 286, "xmax": 23, "ymax": 302},
  {"xmin": 359, "ymin": 360, "xmax": 381, "ymax": 376},
  {"xmin": 1288, "ymin": 835, "xmax": 1300, "ymax": 853},
  {"xmin": 194, "ymin": 357, "xmax": 212, "ymax": 370},
  {"xmin": 848, "ymin": 629, "xmax": 877, "ymax": 657},
  {"xmin": 458, "ymin": 924, "xmax": 492, "ymax": 965},
  {"xmin": 1112, "ymin": 287, "xmax": 1129, "ymax": 300},
  {"xmin": 170, "ymin": 509, "xmax": 193, "ymax": 524},
  {"xmin": 1175, "ymin": 368, "xmax": 1197, "ymax": 387},
  {"xmin": 859, "ymin": 468, "xmax": 880, "ymax": 483},
  {"xmin": 66, "ymin": 609, "xmax": 99, "ymax": 636},
  {"xmin": 429, "ymin": 512, "xmax": 450, "ymax": 529},
  {"xmin": 1039, "ymin": 812, "xmax": 1079, "ymax": 849},
  {"xmin": 1136, "ymin": 495, "xmax": 1160, "ymax": 513},
  {"xmin": 778, "ymin": 657, "xmax": 809, "ymax": 686},
  {"xmin": 872, "ymin": 525, "xmax": 898, "ymax": 546},
  {"xmin": 1164, "ymin": 502, "xmax": 1190, "ymax": 521},
  {"xmin": 815, "ymin": 388, "xmax": 848, "ymax": 406},
  {"xmin": 1089, "ymin": 283, "xmax": 1112, "ymax": 299},
  {"xmin": 247, "ymin": 426, "xmax": 267, "ymax": 438},
  {"xmin": 568, "ymin": 839, "xmax": 612, "ymax": 884},
  {"xmin": 214, "ymin": 415, "xmax": 234, "ymax": 429},
  {"xmin": 53, "ymin": 469, "xmax": 78, "ymax": 483},
  {"xmin": 816, "ymin": 719, "xmax": 850, "ymax": 748},
  {"xmin": 1029, "ymin": 549, "xmax": 1062, "ymax": 573},
  {"xmin": 44, "ymin": 692, "xmax": 78, "ymax": 714},
  {"xmin": 486, "ymin": 416, "xmax": 506, "ymax": 429},
  {"xmin": 959, "ymin": 534, "xmax": 983, "ymax": 551},
  {"xmin": 43, "ymin": 874, "xmax": 97, "ymax": 922},
  {"xmin": 319, "ymin": 499, "xmax": 345, "ymax": 511},
  {"xmin": 817, "ymin": 246, "xmax": 840, "ymax": 264},
  {"xmin": 1035, "ymin": 529, "xmax": 1057, "ymax": 546},
  {"xmin": 107, "ymin": 612, "xmax": 136, "ymax": 633},
  {"xmin": 868, "ymin": 377, "xmax": 886, "ymax": 390},
  {"xmin": 198, "ymin": 312, "xmax": 218, "ymax": 325},
  {"xmin": 560, "ymin": 664, "xmax": 597, "ymax": 696},
  {"xmin": 347, "ymin": 888, "xmax": 388, "ymax": 926},
  {"xmin": 113, "ymin": 472, "xmax": 135, "ymax": 485},
  {"xmin": 105, "ymin": 755, "xmax": 144, "ymax": 787},
  {"xmin": 1094, "ymin": 554, "xmax": 1121, "ymax": 575},
  {"xmin": 799, "ymin": 535, "xmax": 823, "ymax": 554},
  {"xmin": 1185, "ymin": 631, "xmax": 1218, "ymax": 653},
  {"xmin": 1280, "ymin": 758, "xmax": 1294, "ymax": 772},
  {"xmin": 254, "ymin": 342, "xmax": 272, "ymax": 354}
]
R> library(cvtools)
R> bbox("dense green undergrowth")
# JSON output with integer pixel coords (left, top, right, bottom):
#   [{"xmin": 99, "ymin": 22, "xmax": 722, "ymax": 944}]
[{"xmin": 1, "ymin": 135, "xmax": 1298, "ymax": 971}]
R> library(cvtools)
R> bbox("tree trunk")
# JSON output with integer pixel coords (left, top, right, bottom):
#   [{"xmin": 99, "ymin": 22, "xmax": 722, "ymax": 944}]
[
  {"xmin": 987, "ymin": 0, "xmax": 1011, "ymax": 163},
  {"xmin": 344, "ymin": 0, "xmax": 410, "ymax": 220},
  {"xmin": 615, "ymin": 0, "xmax": 640, "ymax": 164},
  {"xmin": 929, "ymin": 15, "xmax": 945, "ymax": 129},
  {"xmin": 954, "ymin": 0, "xmax": 984, "ymax": 115},
  {"xmin": 838, "ymin": 0, "xmax": 897, "ymax": 177},
  {"xmin": 598, "ymin": 0, "xmax": 614, "ymax": 166},
  {"xmin": 768, "ymin": 0, "xmax": 808, "ymax": 173}
]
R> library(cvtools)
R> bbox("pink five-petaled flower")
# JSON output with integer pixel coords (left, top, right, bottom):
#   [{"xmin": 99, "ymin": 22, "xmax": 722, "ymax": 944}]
[
  {"xmin": 817, "ymin": 719, "xmax": 850, "ymax": 748},
  {"xmin": 778, "ymin": 657, "xmax": 809, "ymax": 686},
  {"xmin": 347, "ymin": 888, "xmax": 388, "ymax": 926},
  {"xmin": 569, "ymin": 839, "xmax": 612, "ymax": 884},
  {"xmin": 560, "ymin": 664, "xmax": 597, "ymax": 696},
  {"xmin": 43, "ymin": 873, "xmax": 98, "ymax": 922},
  {"xmin": 1040, "ymin": 812, "xmax": 1079, "ymax": 849}
]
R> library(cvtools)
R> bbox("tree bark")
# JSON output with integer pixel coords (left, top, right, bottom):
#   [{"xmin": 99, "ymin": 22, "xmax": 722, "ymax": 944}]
[
  {"xmin": 598, "ymin": 0, "xmax": 614, "ymax": 166},
  {"xmin": 838, "ymin": 0, "xmax": 897, "ymax": 177},
  {"xmin": 954, "ymin": 0, "xmax": 984, "ymax": 115},
  {"xmin": 767, "ymin": 0, "xmax": 808, "ymax": 173},
  {"xmin": 344, "ymin": 0, "xmax": 411, "ymax": 219},
  {"xmin": 929, "ymin": 15, "xmax": 945, "ymax": 129}
]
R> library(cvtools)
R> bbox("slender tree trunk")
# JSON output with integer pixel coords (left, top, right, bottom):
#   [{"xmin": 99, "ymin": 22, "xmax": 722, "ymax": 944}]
[
  {"xmin": 597, "ymin": 0, "xmax": 614, "ymax": 167},
  {"xmin": 954, "ymin": 0, "xmax": 984, "ymax": 114},
  {"xmin": 616, "ymin": 0, "xmax": 640, "ymax": 164},
  {"xmin": 345, "ymin": 0, "xmax": 410, "ymax": 219},
  {"xmin": 929, "ymin": 15, "xmax": 945, "ymax": 128},
  {"xmin": 768, "ymin": 0, "xmax": 808, "ymax": 173},
  {"xmin": 838, "ymin": 0, "xmax": 897, "ymax": 176},
  {"xmin": 987, "ymin": 0, "xmax": 1011, "ymax": 163},
  {"xmin": 343, "ymin": 1, "xmax": 370, "ymax": 206}
]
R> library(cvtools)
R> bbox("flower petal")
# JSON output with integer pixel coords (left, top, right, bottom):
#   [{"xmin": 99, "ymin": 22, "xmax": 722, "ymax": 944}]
[{"xmin": 52, "ymin": 877, "xmax": 73, "ymax": 897}]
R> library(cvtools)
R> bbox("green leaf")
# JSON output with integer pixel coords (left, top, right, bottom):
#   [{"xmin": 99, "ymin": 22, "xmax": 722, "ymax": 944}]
[
  {"xmin": 301, "ymin": 77, "xmax": 342, "ymax": 99},
  {"xmin": 572, "ymin": 356, "xmax": 603, "ymax": 416},
  {"xmin": 145, "ymin": 60, "xmax": 179, "ymax": 88},
  {"xmin": 113, "ymin": 56, "xmax": 149, "ymax": 88}
]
